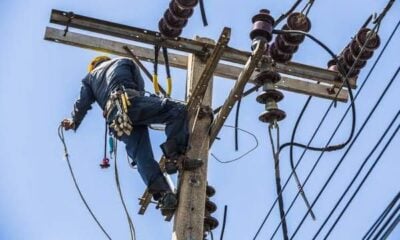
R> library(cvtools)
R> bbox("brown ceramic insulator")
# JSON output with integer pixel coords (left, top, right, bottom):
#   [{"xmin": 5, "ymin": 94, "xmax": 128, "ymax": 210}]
[
  {"xmin": 350, "ymin": 40, "xmax": 374, "ymax": 60},
  {"xmin": 250, "ymin": 9, "xmax": 275, "ymax": 41},
  {"xmin": 205, "ymin": 199, "xmax": 217, "ymax": 214},
  {"xmin": 356, "ymin": 28, "xmax": 381, "ymax": 51},
  {"xmin": 269, "ymin": 43, "xmax": 293, "ymax": 63},
  {"xmin": 254, "ymin": 70, "xmax": 281, "ymax": 85},
  {"xmin": 164, "ymin": 10, "xmax": 188, "ymax": 30},
  {"xmin": 281, "ymin": 24, "xmax": 305, "ymax": 45},
  {"xmin": 259, "ymin": 109, "xmax": 286, "ymax": 123},
  {"xmin": 175, "ymin": 0, "xmax": 198, "ymax": 9},
  {"xmin": 339, "ymin": 58, "xmax": 360, "ymax": 78},
  {"xmin": 206, "ymin": 185, "xmax": 216, "ymax": 197},
  {"xmin": 256, "ymin": 90, "xmax": 284, "ymax": 104},
  {"xmin": 327, "ymin": 59, "xmax": 339, "ymax": 73},
  {"xmin": 169, "ymin": 1, "xmax": 194, "ymax": 19},
  {"xmin": 204, "ymin": 215, "xmax": 219, "ymax": 231},
  {"xmin": 343, "ymin": 48, "xmax": 367, "ymax": 69},
  {"xmin": 275, "ymin": 35, "xmax": 299, "ymax": 54},
  {"xmin": 159, "ymin": 18, "xmax": 182, "ymax": 38},
  {"xmin": 287, "ymin": 12, "xmax": 312, "ymax": 32}
]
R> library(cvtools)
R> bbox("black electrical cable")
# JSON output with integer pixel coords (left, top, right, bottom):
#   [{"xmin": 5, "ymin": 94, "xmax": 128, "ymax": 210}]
[
  {"xmin": 234, "ymin": 99, "xmax": 241, "ymax": 151},
  {"xmin": 162, "ymin": 47, "xmax": 171, "ymax": 80},
  {"xmin": 363, "ymin": 192, "xmax": 400, "ymax": 240},
  {"xmin": 313, "ymin": 110, "xmax": 400, "ymax": 239},
  {"xmin": 379, "ymin": 209, "xmax": 400, "ymax": 240},
  {"xmin": 371, "ymin": 202, "xmax": 400, "ymax": 240},
  {"xmin": 220, "ymin": 205, "xmax": 228, "ymax": 240},
  {"xmin": 274, "ymin": 0, "xmax": 304, "ymax": 27},
  {"xmin": 211, "ymin": 125, "xmax": 259, "ymax": 164},
  {"xmin": 154, "ymin": 45, "xmax": 160, "ymax": 76},
  {"xmin": 290, "ymin": 66, "xmax": 400, "ymax": 239},
  {"xmin": 113, "ymin": 140, "xmax": 136, "ymax": 240},
  {"xmin": 199, "ymin": 0, "xmax": 208, "ymax": 26},
  {"xmin": 324, "ymin": 123, "xmax": 400, "ymax": 240},
  {"xmin": 268, "ymin": 124, "xmax": 289, "ymax": 240},
  {"xmin": 57, "ymin": 126, "xmax": 112, "ymax": 240}
]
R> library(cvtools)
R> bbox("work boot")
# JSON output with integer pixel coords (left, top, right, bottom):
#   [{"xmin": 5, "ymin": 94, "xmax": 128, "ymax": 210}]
[
  {"xmin": 164, "ymin": 155, "xmax": 203, "ymax": 174},
  {"xmin": 158, "ymin": 191, "xmax": 178, "ymax": 216}
]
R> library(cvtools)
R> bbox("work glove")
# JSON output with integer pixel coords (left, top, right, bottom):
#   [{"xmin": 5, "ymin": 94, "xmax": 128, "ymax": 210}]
[{"xmin": 61, "ymin": 118, "xmax": 75, "ymax": 131}]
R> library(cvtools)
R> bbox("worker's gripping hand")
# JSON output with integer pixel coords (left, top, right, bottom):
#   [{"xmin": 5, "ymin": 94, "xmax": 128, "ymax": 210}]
[{"xmin": 61, "ymin": 118, "xmax": 76, "ymax": 131}]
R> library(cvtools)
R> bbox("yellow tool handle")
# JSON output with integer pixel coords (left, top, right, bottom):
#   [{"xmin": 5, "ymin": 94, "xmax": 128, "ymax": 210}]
[
  {"xmin": 153, "ymin": 74, "xmax": 160, "ymax": 96},
  {"xmin": 124, "ymin": 91, "xmax": 131, "ymax": 106},
  {"xmin": 121, "ymin": 94, "xmax": 128, "ymax": 113}
]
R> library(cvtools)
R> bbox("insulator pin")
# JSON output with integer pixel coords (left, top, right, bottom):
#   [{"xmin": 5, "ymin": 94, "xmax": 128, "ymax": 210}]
[
  {"xmin": 254, "ymin": 70, "xmax": 281, "ymax": 85},
  {"xmin": 256, "ymin": 89, "xmax": 284, "ymax": 104},
  {"xmin": 259, "ymin": 109, "xmax": 286, "ymax": 123},
  {"xmin": 250, "ymin": 9, "xmax": 275, "ymax": 42}
]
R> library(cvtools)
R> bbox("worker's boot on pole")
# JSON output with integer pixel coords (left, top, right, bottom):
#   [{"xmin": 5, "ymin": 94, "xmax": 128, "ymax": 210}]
[
  {"xmin": 160, "ymin": 141, "xmax": 203, "ymax": 174},
  {"xmin": 158, "ymin": 191, "xmax": 178, "ymax": 216}
]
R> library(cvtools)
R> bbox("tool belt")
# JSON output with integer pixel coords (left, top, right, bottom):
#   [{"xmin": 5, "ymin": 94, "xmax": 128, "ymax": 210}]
[{"xmin": 104, "ymin": 88, "xmax": 142, "ymax": 137}]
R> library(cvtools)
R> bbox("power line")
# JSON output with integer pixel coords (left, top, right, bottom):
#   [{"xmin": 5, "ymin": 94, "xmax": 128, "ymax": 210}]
[
  {"xmin": 363, "ymin": 192, "xmax": 400, "ymax": 240},
  {"xmin": 314, "ymin": 110, "xmax": 400, "ymax": 239},
  {"xmin": 323, "ymin": 121, "xmax": 400, "ymax": 239},
  {"xmin": 290, "ymin": 65, "xmax": 400, "ymax": 239}
]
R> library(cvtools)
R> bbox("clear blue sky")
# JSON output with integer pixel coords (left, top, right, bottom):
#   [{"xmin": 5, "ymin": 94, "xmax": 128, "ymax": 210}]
[{"xmin": 0, "ymin": 0, "xmax": 399, "ymax": 239}]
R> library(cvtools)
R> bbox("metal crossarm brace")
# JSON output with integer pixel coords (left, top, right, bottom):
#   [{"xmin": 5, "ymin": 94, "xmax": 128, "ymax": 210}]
[
  {"xmin": 44, "ymin": 27, "xmax": 348, "ymax": 102},
  {"xmin": 209, "ymin": 40, "xmax": 266, "ymax": 145},
  {"xmin": 186, "ymin": 27, "xmax": 231, "ymax": 113},
  {"xmin": 136, "ymin": 28, "xmax": 230, "ymax": 217},
  {"xmin": 49, "ymin": 9, "xmax": 356, "ymax": 88}
]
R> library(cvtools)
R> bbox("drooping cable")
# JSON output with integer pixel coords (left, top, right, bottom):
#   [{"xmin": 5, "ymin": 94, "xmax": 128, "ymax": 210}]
[
  {"xmin": 314, "ymin": 110, "xmax": 400, "ymax": 239},
  {"xmin": 268, "ymin": 123, "xmax": 289, "ymax": 240},
  {"xmin": 113, "ymin": 139, "xmax": 136, "ymax": 240},
  {"xmin": 363, "ymin": 192, "xmax": 400, "ymax": 240},
  {"xmin": 162, "ymin": 46, "xmax": 172, "ymax": 97},
  {"xmin": 153, "ymin": 45, "xmax": 161, "ymax": 96},
  {"xmin": 220, "ymin": 205, "xmax": 228, "ymax": 240},
  {"xmin": 290, "ymin": 66, "xmax": 400, "ymax": 239},
  {"xmin": 211, "ymin": 125, "xmax": 259, "ymax": 164},
  {"xmin": 199, "ymin": 0, "xmax": 208, "ymax": 26},
  {"xmin": 57, "ymin": 126, "xmax": 112, "ymax": 240},
  {"xmin": 234, "ymin": 99, "xmax": 241, "ymax": 151}
]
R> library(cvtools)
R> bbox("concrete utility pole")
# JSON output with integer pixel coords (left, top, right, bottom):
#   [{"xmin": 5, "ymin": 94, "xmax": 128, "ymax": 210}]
[{"xmin": 172, "ymin": 36, "xmax": 214, "ymax": 240}]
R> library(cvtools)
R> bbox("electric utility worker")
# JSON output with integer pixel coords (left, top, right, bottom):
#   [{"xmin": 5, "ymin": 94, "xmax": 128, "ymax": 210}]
[{"xmin": 61, "ymin": 56, "xmax": 202, "ymax": 213}]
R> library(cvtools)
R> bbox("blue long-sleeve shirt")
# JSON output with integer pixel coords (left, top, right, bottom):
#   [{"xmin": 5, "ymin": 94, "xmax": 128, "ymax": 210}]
[{"xmin": 71, "ymin": 58, "xmax": 145, "ymax": 129}]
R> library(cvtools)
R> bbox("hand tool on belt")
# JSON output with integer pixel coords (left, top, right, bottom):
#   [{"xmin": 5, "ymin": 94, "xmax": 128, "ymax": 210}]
[{"xmin": 104, "ymin": 87, "xmax": 142, "ymax": 137}]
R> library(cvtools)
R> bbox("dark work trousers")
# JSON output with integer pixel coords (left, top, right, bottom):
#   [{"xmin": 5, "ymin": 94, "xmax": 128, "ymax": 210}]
[{"xmin": 117, "ymin": 95, "xmax": 189, "ymax": 193}]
